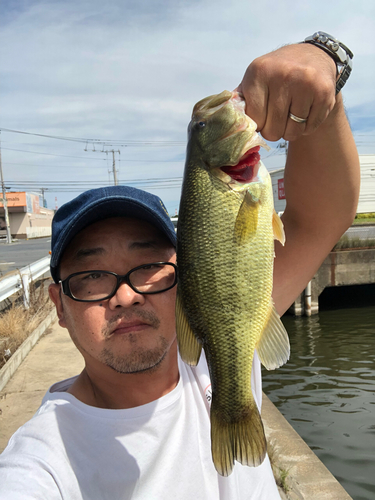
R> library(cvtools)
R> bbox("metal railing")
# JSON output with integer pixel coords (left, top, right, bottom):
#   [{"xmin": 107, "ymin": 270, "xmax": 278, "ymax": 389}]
[{"xmin": 0, "ymin": 256, "xmax": 51, "ymax": 307}]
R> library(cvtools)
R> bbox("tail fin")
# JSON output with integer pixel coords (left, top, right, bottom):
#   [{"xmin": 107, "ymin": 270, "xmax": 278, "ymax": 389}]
[{"xmin": 210, "ymin": 400, "xmax": 267, "ymax": 476}]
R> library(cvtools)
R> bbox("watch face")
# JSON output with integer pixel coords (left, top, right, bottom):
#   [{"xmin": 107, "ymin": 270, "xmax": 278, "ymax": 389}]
[
  {"xmin": 315, "ymin": 32, "xmax": 329, "ymax": 42},
  {"xmin": 304, "ymin": 32, "xmax": 353, "ymax": 94},
  {"xmin": 314, "ymin": 31, "xmax": 337, "ymax": 42},
  {"xmin": 310, "ymin": 32, "xmax": 353, "ymax": 59}
]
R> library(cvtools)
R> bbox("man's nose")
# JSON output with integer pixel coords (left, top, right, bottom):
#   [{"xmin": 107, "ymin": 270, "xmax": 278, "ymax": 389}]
[{"xmin": 108, "ymin": 281, "xmax": 146, "ymax": 309}]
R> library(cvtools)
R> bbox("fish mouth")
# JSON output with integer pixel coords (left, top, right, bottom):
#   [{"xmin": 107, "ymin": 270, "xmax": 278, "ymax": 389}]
[
  {"xmin": 220, "ymin": 146, "xmax": 261, "ymax": 183},
  {"xmin": 218, "ymin": 91, "xmax": 269, "ymax": 184}
]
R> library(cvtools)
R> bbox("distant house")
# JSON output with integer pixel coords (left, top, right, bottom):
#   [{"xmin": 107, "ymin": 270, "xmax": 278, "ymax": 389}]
[
  {"xmin": 0, "ymin": 192, "xmax": 54, "ymax": 239},
  {"xmin": 270, "ymin": 154, "xmax": 375, "ymax": 215}
]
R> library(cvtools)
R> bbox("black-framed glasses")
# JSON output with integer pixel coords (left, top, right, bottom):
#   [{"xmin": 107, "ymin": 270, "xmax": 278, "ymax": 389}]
[{"xmin": 60, "ymin": 262, "xmax": 178, "ymax": 302}]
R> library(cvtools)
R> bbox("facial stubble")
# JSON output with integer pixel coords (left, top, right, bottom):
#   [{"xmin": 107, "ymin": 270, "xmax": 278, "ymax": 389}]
[
  {"xmin": 62, "ymin": 291, "xmax": 174, "ymax": 375},
  {"xmin": 99, "ymin": 310, "xmax": 173, "ymax": 374}
]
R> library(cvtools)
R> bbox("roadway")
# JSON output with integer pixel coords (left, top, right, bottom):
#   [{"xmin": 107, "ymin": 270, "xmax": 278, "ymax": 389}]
[
  {"xmin": 0, "ymin": 237, "xmax": 51, "ymax": 276},
  {"xmin": 345, "ymin": 225, "xmax": 375, "ymax": 240},
  {"xmin": 0, "ymin": 225, "xmax": 373, "ymax": 278}
]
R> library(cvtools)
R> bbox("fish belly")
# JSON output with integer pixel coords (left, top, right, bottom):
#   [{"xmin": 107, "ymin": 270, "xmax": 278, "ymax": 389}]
[{"xmin": 177, "ymin": 164, "xmax": 274, "ymax": 475}]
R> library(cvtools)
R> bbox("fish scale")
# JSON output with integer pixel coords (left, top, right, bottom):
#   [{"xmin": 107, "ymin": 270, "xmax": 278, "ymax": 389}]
[{"xmin": 176, "ymin": 90, "xmax": 290, "ymax": 476}]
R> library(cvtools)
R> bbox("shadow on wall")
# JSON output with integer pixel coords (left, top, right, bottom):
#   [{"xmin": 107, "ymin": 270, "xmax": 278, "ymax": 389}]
[{"xmin": 319, "ymin": 283, "xmax": 375, "ymax": 310}]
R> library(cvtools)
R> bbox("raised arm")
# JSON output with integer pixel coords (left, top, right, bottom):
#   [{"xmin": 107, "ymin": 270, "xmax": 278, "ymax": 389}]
[{"xmin": 238, "ymin": 42, "xmax": 360, "ymax": 315}]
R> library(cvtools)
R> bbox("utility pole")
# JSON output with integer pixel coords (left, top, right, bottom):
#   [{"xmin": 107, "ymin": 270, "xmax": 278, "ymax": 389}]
[
  {"xmin": 104, "ymin": 149, "xmax": 120, "ymax": 185},
  {"xmin": 111, "ymin": 150, "xmax": 119, "ymax": 186},
  {"xmin": 279, "ymin": 140, "xmax": 288, "ymax": 158},
  {"xmin": 0, "ymin": 135, "xmax": 12, "ymax": 244},
  {"xmin": 87, "ymin": 146, "xmax": 120, "ymax": 186},
  {"xmin": 40, "ymin": 187, "xmax": 48, "ymax": 208}
]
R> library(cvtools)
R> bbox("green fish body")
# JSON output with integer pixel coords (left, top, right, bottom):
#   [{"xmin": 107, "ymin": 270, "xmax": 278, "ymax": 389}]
[{"xmin": 176, "ymin": 90, "xmax": 290, "ymax": 476}]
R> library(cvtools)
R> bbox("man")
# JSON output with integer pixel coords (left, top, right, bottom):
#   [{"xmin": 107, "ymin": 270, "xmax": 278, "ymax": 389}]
[{"xmin": 0, "ymin": 38, "xmax": 359, "ymax": 499}]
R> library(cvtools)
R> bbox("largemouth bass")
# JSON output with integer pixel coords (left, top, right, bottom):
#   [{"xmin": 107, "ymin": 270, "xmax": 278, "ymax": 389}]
[{"xmin": 176, "ymin": 90, "xmax": 290, "ymax": 476}]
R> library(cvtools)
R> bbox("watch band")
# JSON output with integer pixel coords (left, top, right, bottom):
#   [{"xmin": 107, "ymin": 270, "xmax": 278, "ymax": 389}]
[{"xmin": 303, "ymin": 32, "xmax": 353, "ymax": 94}]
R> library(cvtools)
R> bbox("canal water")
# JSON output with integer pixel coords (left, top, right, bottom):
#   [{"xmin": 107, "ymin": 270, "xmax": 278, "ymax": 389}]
[{"xmin": 262, "ymin": 297, "xmax": 375, "ymax": 500}]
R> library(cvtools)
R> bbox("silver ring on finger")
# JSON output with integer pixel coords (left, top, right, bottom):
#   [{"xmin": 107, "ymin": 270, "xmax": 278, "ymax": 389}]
[{"xmin": 289, "ymin": 112, "xmax": 308, "ymax": 124}]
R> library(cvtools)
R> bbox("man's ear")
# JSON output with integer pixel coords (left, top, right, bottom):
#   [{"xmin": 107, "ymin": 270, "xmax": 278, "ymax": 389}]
[{"xmin": 48, "ymin": 283, "xmax": 67, "ymax": 328}]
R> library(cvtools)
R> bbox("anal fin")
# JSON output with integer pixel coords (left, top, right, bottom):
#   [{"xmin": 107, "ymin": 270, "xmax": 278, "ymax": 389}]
[
  {"xmin": 256, "ymin": 302, "xmax": 290, "ymax": 370},
  {"xmin": 175, "ymin": 292, "xmax": 202, "ymax": 366}
]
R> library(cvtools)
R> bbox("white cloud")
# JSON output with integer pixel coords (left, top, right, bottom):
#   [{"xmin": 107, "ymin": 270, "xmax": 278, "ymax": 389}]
[{"xmin": 0, "ymin": 0, "xmax": 374, "ymax": 212}]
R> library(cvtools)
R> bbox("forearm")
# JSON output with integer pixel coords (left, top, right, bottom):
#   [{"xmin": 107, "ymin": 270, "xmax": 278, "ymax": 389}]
[
  {"xmin": 238, "ymin": 38, "xmax": 360, "ymax": 314},
  {"xmin": 273, "ymin": 94, "xmax": 360, "ymax": 314},
  {"xmin": 283, "ymin": 93, "xmax": 360, "ymax": 237}
]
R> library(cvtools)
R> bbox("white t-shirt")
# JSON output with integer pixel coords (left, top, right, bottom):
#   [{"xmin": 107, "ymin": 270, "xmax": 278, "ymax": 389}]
[{"xmin": 0, "ymin": 352, "xmax": 280, "ymax": 500}]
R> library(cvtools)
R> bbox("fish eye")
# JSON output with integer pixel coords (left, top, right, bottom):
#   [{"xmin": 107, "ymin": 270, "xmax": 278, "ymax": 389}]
[{"xmin": 198, "ymin": 121, "xmax": 206, "ymax": 128}]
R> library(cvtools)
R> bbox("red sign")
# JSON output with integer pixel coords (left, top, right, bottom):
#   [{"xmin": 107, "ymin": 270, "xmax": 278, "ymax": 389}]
[
  {"xmin": 0, "ymin": 192, "xmax": 27, "ymax": 208},
  {"xmin": 278, "ymin": 178, "xmax": 285, "ymax": 200}
]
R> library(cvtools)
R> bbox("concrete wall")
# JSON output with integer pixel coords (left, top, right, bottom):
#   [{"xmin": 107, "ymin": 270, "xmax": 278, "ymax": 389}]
[
  {"xmin": 8, "ymin": 212, "xmax": 26, "ymax": 236},
  {"xmin": 291, "ymin": 248, "xmax": 375, "ymax": 315},
  {"xmin": 9, "ymin": 209, "xmax": 54, "ymax": 239},
  {"xmin": 262, "ymin": 394, "xmax": 352, "ymax": 499}
]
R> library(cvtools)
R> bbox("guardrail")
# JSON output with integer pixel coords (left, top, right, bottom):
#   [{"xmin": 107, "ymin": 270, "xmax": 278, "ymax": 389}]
[{"xmin": 0, "ymin": 256, "xmax": 51, "ymax": 308}]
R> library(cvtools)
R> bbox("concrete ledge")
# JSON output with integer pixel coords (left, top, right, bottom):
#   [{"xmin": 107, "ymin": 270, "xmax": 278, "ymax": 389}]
[
  {"xmin": 0, "ymin": 308, "xmax": 57, "ymax": 392},
  {"xmin": 262, "ymin": 394, "xmax": 352, "ymax": 500}
]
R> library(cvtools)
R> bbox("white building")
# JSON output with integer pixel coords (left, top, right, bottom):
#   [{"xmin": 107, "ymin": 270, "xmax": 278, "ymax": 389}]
[
  {"xmin": 0, "ymin": 191, "xmax": 54, "ymax": 239},
  {"xmin": 357, "ymin": 155, "xmax": 375, "ymax": 213},
  {"xmin": 269, "ymin": 154, "xmax": 375, "ymax": 214},
  {"xmin": 269, "ymin": 168, "xmax": 286, "ymax": 214}
]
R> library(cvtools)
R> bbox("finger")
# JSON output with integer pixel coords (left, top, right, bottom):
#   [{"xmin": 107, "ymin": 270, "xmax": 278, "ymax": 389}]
[
  {"xmin": 244, "ymin": 81, "xmax": 269, "ymax": 132},
  {"xmin": 284, "ymin": 100, "xmax": 312, "ymax": 142},
  {"xmin": 260, "ymin": 84, "xmax": 290, "ymax": 142},
  {"xmin": 237, "ymin": 59, "xmax": 269, "ymax": 131},
  {"xmin": 302, "ymin": 90, "xmax": 336, "ymax": 136}
]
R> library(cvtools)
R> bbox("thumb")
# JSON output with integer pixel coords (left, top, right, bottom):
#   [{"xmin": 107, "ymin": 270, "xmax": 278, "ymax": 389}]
[{"xmin": 236, "ymin": 63, "xmax": 269, "ymax": 132}]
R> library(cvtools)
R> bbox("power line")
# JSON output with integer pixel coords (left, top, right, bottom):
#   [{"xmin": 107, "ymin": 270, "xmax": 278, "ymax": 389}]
[
  {"xmin": 0, "ymin": 127, "xmax": 100, "ymax": 143},
  {"xmin": 1, "ymin": 146, "xmax": 185, "ymax": 161},
  {"xmin": 0, "ymin": 127, "xmax": 186, "ymax": 147},
  {"xmin": 6, "ymin": 177, "xmax": 183, "ymax": 185},
  {"xmin": 7, "ymin": 175, "xmax": 182, "ymax": 182},
  {"xmin": 5, "ymin": 185, "xmax": 182, "ymax": 193},
  {"xmin": 6, "ymin": 176, "xmax": 183, "ymax": 187},
  {"xmin": 4, "ymin": 158, "xmax": 183, "ymax": 167},
  {"xmin": 1, "ymin": 147, "xmax": 108, "ymax": 160},
  {"xmin": 4, "ymin": 162, "xmax": 113, "ymax": 169}
]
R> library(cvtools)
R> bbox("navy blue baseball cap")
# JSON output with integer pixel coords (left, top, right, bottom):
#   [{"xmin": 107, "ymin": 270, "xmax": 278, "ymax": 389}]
[{"xmin": 50, "ymin": 185, "xmax": 177, "ymax": 283}]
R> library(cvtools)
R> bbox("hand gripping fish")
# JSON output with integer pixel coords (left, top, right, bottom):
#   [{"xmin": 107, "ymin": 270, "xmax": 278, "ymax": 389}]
[{"xmin": 176, "ymin": 90, "xmax": 290, "ymax": 476}]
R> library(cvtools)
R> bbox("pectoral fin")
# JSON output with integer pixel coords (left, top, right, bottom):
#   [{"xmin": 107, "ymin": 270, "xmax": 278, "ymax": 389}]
[
  {"xmin": 175, "ymin": 292, "xmax": 202, "ymax": 366},
  {"xmin": 256, "ymin": 302, "xmax": 290, "ymax": 370},
  {"xmin": 272, "ymin": 210, "xmax": 285, "ymax": 246},
  {"xmin": 234, "ymin": 190, "xmax": 259, "ymax": 245}
]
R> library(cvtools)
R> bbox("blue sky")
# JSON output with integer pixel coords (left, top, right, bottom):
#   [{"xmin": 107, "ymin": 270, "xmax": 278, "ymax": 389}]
[{"xmin": 1, "ymin": 0, "xmax": 374, "ymax": 213}]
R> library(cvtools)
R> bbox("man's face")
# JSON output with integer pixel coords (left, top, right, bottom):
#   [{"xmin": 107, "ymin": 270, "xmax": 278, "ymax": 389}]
[{"xmin": 49, "ymin": 217, "xmax": 177, "ymax": 375}]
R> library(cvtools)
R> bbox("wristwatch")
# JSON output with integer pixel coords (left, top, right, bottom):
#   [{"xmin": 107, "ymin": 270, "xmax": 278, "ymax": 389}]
[{"xmin": 303, "ymin": 32, "xmax": 353, "ymax": 94}]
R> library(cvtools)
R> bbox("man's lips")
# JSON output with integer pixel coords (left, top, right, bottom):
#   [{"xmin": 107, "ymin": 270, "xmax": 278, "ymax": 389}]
[
  {"xmin": 111, "ymin": 321, "xmax": 151, "ymax": 335},
  {"xmin": 105, "ymin": 311, "xmax": 161, "ymax": 338}
]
